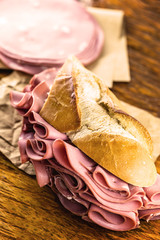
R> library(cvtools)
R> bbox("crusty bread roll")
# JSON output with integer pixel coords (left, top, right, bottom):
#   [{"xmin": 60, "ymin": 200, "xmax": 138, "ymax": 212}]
[{"xmin": 40, "ymin": 56, "xmax": 157, "ymax": 187}]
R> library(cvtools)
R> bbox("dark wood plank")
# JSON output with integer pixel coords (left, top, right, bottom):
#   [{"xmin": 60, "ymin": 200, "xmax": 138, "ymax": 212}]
[
  {"xmin": 0, "ymin": 70, "xmax": 12, "ymax": 79},
  {"xmin": 1, "ymin": 154, "xmax": 160, "ymax": 240}
]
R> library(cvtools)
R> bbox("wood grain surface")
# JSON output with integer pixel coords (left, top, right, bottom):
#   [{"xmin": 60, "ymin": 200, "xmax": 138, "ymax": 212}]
[
  {"xmin": 0, "ymin": 0, "xmax": 160, "ymax": 239},
  {"xmin": 93, "ymin": 0, "xmax": 160, "ymax": 117}
]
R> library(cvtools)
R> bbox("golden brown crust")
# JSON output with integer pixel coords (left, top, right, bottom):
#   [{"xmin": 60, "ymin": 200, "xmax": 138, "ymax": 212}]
[
  {"xmin": 113, "ymin": 110, "xmax": 153, "ymax": 155},
  {"xmin": 72, "ymin": 132, "xmax": 156, "ymax": 187},
  {"xmin": 97, "ymin": 83, "xmax": 153, "ymax": 155},
  {"xmin": 40, "ymin": 56, "xmax": 157, "ymax": 187},
  {"xmin": 40, "ymin": 63, "xmax": 81, "ymax": 132}
]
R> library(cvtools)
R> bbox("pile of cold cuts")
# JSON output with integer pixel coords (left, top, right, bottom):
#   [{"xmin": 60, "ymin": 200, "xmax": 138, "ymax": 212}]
[
  {"xmin": 0, "ymin": 0, "xmax": 103, "ymax": 74},
  {"xmin": 10, "ymin": 68, "xmax": 160, "ymax": 231}
]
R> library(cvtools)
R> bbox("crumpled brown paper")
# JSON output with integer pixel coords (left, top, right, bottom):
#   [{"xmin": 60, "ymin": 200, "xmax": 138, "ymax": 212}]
[
  {"xmin": 0, "ymin": 71, "xmax": 159, "ymax": 175},
  {"xmin": 0, "ymin": 71, "xmax": 35, "ymax": 174},
  {"xmin": 87, "ymin": 7, "xmax": 130, "ymax": 88}
]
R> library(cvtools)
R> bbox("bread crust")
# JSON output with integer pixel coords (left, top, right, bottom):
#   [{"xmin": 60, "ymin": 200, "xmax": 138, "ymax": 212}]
[
  {"xmin": 40, "ymin": 56, "xmax": 157, "ymax": 187},
  {"xmin": 72, "ymin": 132, "xmax": 156, "ymax": 187},
  {"xmin": 40, "ymin": 61, "xmax": 81, "ymax": 132}
]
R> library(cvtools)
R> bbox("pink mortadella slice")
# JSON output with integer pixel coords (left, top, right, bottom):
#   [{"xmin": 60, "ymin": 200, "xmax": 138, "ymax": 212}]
[
  {"xmin": 18, "ymin": 132, "xmax": 34, "ymax": 163},
  {"xmin": 47, "ymin": 159, "xmax": 88, "ymax": 194},
  {"xmin": 139, "ymin": 208, "xmax": 160, "ymax": 221},
  {"xmin": 52, "ymin": 140, "xmax": 143, "ymax": 211},
  {"xmin": 57, "ymin": 192, "xmax": 89, "ymax": 217},
  {"xmin": 31, "ymin": 160, "xmax": 50, "ymax": 187},
  {"xmin": 0, "ymin": 52, "xmax": 55, "ymax": 75},
  {"xmin": 10, "ymin": 81, "xmax": 50, "ymax": 116},
  {"xmin": 88, "ymin": 204, "xmax": 139, "ymax": 231},
  {"xmin": 29, "ymin": 68, "xmax": 58, "ymax": 88},
  {"xmin": 0, "ymin": 51, "xmax": 61, "ymax": 75},
  {"xmin": 28, "ymin": 111, "xmax": 68, "ymax": 140},
  {"xmin": 138, "ymin": 174, "xmax": 160, "ymax": 221},
  {"xmin": 143, "ymin": 174, "xmax": 160, "ymax": 204},
  {"xmin": 26, "ymin": 138, "xmax": 54, "ymax": 161},
  {"xmin": 0, "ymin": 0, "xmax": 104, "ymax": 74}
]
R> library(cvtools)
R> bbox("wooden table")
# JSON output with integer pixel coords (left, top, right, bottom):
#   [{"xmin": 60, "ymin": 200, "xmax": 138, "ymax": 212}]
[{"xmin": 0, "ymin": 0, "xmax": 160, "ymax": 239}]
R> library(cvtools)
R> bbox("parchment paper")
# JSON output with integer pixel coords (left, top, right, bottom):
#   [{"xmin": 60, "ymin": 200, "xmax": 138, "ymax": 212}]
[
  {"xmin": 0, "ymin": 72, "xmax": 159, "ymax": 175},
  {"xmin": 87, "ymin": 7, "xmax": 130, "ymax": 88}
]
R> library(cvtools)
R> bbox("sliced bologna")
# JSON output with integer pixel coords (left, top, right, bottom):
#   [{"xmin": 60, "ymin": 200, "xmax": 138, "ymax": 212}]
[
  {"xmin": 10, "ymin": 67, "xmax": 160, "ymax": 231},
  {"xmin": 0, "ymin": 0, "xmax": 104, "ymax": 74}
]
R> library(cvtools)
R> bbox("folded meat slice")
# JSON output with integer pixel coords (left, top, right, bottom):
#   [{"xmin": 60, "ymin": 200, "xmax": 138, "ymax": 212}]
[
  {"xmin": 28, "ymin": 111, "xmax": 68, "ymax": 140},
  {"xmin": 143, "ymin": 174, "xmax": 160, "ymax": 205},
  {"xmin": 57, "ymin": 193, "xmax": 90, "ymax": 217},
  {"xmin": 138, "ymin": 175, "xmax": 160, "ymax": 221},
  {"xmin": 18, "ymin": 131, "xmax": 34, "ymax": 163},
  {"xmin": 47, "ymin": 159, "xmax": 88, "ymax": 194},
  {"xmin": 52, "ymin": 139, "xmax": 143, "ymax": 211},
  {"xmin": 10, "ymin": 81, "xmax": 49, "ymax": 116},
  {"xmin": 29, "ymin": 67, "xmax": 58, "ymax": 89},
  {"xmin": 88, "ymin": 204, "xmax": 139, "ymax": 231},
  {"xmin": 31, "ymin": 156, "xmax": 140, "ymax": 231},
  {"xmin": 93, "ymin": 166, "xmax": 145, "ymax": 199},
  {"xmin": 22, "ymin": 117, "xmax": 33, "ymax": 132},
  {"xmin": 139, "ymin": 208, "xmax": 160, "ymax": 221},
  {"xmin": 26, "ymin": 138, "xmax": 53, "ymax": 161},
  {"xmin": 31, "ymin": 160, "xmax": 50, "ymax": 187},
  {"xmin": 10, "ymin": 67, "xmax": 57, "ymax": 116}
]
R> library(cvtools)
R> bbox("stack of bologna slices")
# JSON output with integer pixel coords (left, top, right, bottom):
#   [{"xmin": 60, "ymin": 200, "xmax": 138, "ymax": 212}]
[
  {"xmin": 0, "ymin": 0, "xmax": 104, "ymax": 74},
  {"xmin": 10, "ymin": 66, "xmax": 160, "ymax": 232}
]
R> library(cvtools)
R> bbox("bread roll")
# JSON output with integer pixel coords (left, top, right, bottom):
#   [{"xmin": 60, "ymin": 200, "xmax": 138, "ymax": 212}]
[{"xmin": 40, "ymin": 56, "xmax": 157, "ymax": 187}]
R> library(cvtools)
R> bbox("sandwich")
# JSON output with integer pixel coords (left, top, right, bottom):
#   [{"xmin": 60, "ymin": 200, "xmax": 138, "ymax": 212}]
[{"xmin": 10, "ymin": 56, "xmax": 160, "ymax": 231}]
